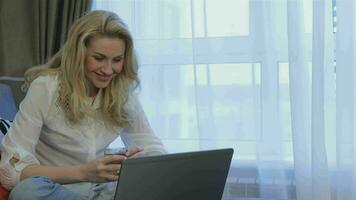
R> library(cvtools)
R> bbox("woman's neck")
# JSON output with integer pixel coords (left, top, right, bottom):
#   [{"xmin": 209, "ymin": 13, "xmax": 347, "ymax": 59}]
[{"xmin": 87, "ymin": 84, "xmax": 99, "ymax": 97}]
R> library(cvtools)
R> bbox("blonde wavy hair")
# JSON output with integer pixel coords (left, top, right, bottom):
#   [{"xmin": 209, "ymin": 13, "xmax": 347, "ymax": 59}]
[{"xmin": 24, "ymin": 10, "xmax": 140, "ymax": 129}]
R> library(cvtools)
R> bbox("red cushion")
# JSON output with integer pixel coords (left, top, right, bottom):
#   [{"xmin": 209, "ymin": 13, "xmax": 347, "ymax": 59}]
[{"xmin": 0, "ymin": 183, "xmax": 9, "ymax": 200}]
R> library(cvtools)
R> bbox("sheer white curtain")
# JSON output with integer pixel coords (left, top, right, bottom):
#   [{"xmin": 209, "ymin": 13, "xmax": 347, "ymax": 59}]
[
  {"xmin": 289, "ymin": 0, "xmax": 356, "ymax": 199},
  {"xmin": 93, "ymin": 0, "xmax": 356, "ymax": 199},
  {"xmin": 288, "ymin": 1, "xmax": 333, "ymax": 199},
  {"xmin": 333, "ymin": 1, "xmax": 356, "ymax": 199}
]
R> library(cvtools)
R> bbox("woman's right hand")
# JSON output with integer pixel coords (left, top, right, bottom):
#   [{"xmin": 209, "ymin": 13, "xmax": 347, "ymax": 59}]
[{"xmin": 79, "ymin": 155, "xmax": 127, "ymax": 182}]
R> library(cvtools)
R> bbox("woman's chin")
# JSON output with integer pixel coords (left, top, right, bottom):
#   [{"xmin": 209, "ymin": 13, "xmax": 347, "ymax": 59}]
[{"xmin": 93, "ymin": 80, "xmax": 111, "ymax": 89}]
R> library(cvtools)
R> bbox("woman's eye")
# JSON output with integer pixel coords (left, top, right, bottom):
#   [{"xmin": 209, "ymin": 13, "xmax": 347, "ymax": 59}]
[
  {"xmin": 94, "ymin": 57, "xmax": 104, "ymax": 61},
  {"xmin": 113, "ymin": 59, "xmax": 122, "ymax": 63}
]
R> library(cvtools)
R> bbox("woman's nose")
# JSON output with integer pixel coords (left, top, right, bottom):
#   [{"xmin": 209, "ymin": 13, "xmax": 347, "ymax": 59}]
[{"xmin": 102, "ymin": 61, "xmax": 113, "ymax": 74}]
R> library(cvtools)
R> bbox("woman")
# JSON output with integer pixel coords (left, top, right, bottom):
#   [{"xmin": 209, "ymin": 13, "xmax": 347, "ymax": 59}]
[{"xmin": 0, "ymin": 10, "xmax": 166, "ymax": 200}]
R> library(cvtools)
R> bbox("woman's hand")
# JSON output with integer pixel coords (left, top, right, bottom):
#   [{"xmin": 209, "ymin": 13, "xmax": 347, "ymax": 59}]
[
  {"xmin": 79, "ymin": 147, "xmax": 143, "ymax": 183},
  {"xmin": 124, "ymin": 147, "xmax": 143, "ymax": 157},
  {"xmin": 79, "ymin": 155, "xmax": 126, "ymax": 182}
]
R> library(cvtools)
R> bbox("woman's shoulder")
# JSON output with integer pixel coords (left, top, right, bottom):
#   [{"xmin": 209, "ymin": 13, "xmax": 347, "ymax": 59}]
[
  {"xmin": 31, "ymin": 74, "xmax": 59, "ymax": 89},
  {"xmin": 27, "ymin": 75, "xmax": 60, "ymax": 101}
]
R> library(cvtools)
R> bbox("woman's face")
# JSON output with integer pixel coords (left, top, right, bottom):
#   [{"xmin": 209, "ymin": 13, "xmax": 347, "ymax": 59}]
[{"xmin": 84, "ymin": 35, "xmax": 126, "ymax": 96}]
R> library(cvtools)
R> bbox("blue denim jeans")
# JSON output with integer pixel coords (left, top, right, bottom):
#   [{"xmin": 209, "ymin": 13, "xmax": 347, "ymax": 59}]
[{"xmin": 9, "ymin": 176, "xmax": 89, "ymax": 200}]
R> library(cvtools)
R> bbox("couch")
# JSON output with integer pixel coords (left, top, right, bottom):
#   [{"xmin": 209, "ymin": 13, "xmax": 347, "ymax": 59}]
[{"xmin": 0, "ymin": 83, "xmax": 18, "ymax": 199}]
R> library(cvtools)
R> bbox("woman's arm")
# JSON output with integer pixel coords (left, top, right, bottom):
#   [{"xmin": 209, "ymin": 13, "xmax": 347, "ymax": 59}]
[
  {"xmin": 20, "ymin": 164, "xmax": 84, "ymax": 184},
  {"xmin": 121, "ymin": 94, "xmax": 167, "ymax": 155},
  {"xmin": 0, "ymin": 77, "xmax": 53, "ymax": 189},
  {"xmin": 20, "ymin": 154, "xmax": 127, "ymax": 184}
]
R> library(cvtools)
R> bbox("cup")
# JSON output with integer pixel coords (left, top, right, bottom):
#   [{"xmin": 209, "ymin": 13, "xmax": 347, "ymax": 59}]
[
  {"xmin": 104, "ymin": 147, "xmax": 128, "ymax": 164},
  {"xmin": 104, "ymin": 147, "xmax": 128, "ymax": 156}
]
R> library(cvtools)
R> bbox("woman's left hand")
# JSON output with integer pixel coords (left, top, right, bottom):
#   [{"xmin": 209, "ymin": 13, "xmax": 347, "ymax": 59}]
[{"xmin": 124, "ymin": 147, "xmax": 143, "ymax": 157}]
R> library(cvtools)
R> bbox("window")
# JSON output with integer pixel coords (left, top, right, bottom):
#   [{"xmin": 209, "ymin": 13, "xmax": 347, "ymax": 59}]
[{"xmin": 94, "ymin": 0, "xmax": 314, "ymax": 162}]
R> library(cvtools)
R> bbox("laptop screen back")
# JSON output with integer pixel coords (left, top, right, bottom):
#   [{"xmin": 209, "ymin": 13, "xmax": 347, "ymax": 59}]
[{"xmin": 114, "ymin": 148, "xmax": 234, "ymax": 200}]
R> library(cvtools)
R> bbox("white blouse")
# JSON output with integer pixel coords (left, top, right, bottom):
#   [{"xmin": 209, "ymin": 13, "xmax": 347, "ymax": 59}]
[{"xmin": 0, "ymin": 75, "xmax": 166, "ymax": 196}]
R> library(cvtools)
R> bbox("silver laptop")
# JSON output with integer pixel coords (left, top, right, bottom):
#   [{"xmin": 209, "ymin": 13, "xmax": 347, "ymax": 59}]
[{"xmin": 114, "ymin": 148, "xmax": 234, "ymax": 200}]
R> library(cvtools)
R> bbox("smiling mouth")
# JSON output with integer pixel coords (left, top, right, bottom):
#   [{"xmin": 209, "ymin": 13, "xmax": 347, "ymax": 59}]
[{"xmin": 95, "ymin": 73, "xmax": 112, "ymax": 81}]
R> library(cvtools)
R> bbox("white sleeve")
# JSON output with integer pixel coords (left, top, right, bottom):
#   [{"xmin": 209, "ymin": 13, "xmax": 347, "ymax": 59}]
[
  {"xmin": 0, "ymin": 76, "xmax": 53, "ymax": 190},
  {"xmin": 120, "ymin": 94, "xmax": 167, "ymax": 155}
]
